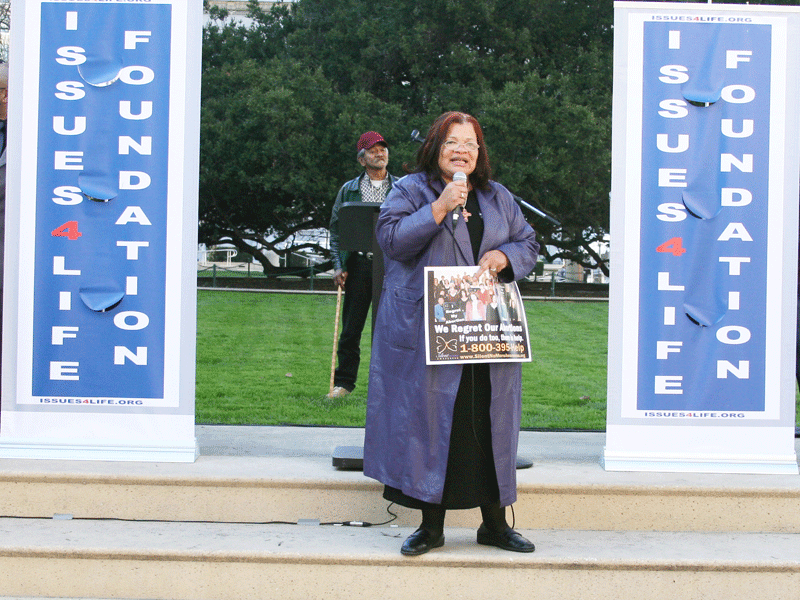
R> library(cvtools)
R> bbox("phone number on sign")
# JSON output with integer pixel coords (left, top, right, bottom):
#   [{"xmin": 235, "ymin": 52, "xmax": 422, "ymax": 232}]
[{"xmin": 460, "ymin": 342, "xmax": 526, "ymax": 354}]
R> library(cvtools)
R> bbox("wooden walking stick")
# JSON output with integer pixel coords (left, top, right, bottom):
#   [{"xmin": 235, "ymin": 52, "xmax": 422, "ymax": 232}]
[{"xmin": 329, "ymin": 284, "xmax": 343, "ymax": 396}]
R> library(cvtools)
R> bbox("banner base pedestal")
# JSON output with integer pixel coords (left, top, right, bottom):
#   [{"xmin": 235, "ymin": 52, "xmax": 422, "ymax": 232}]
[
  {"xmin": 603, "ymin": 449, "xmax": 798, "ymax": 475},
  {"xmin": 0, "ymin": 439, "xmax": 198, "ymax": 463},
  {"xmin": 0, "ymin": 413, "xmax": 198, "ymax": 463},
  {"xmin": 604, "ymin": 424, "xmax": 799, "ymax": 475}
]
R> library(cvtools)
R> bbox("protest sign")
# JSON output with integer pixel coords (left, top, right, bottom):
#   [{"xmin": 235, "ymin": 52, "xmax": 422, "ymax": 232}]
[{"xmin": 424, "ymin": 266, "xmax": 531, "ymax": 365}]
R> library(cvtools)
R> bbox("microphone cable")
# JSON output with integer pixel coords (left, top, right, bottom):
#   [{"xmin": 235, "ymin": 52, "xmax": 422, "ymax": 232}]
[{"xmin": 10, "ymin": 503, "xmax": 399, "ymax": 529}]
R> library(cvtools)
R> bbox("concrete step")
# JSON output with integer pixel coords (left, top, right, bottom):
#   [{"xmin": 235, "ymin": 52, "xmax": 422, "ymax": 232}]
[
  {"xmin": 1, "ymin": 454, "xmax": 799, "ymax": 532},
  {"xmin": 0, "ymin": 518, "xmax": 798, "ymax": 600},
  {"xmin": 0, "ymin": 427, "xmax": 798, "ymax": 532}
]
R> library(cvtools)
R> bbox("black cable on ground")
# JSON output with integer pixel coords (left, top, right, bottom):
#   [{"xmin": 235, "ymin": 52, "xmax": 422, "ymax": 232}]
[{"xmin": 1, "ymin": 503, "xmax": 399, "ymax": 528}]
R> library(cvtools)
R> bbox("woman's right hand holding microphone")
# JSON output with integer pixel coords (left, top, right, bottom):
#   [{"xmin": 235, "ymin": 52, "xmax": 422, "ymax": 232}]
[{"xmin": 431, "ymin": 178, "xmax": 469, "ymax": 224}]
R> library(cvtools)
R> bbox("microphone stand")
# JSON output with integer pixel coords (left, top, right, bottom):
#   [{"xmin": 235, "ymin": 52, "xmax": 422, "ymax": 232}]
[{"xmin": 512, "ymin": 195, "xmax": 561, "ymax": 227}]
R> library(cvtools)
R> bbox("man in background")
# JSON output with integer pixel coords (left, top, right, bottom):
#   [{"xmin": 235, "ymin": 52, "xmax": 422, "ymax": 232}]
[{"xmin": 327, "ymin": 132, "xmax": 398, "ymax": 398}]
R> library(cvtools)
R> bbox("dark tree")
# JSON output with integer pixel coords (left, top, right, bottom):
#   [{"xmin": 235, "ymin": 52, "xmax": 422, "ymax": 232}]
[{"xmin": 201, "ymin": 0, "xmax": 617, "ymax": 273}]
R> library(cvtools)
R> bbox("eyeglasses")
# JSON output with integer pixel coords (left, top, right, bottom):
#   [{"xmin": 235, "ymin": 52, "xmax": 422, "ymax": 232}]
[{"xmin": 442, "ymin": 139, "xmax": 479, "ymax": 153}]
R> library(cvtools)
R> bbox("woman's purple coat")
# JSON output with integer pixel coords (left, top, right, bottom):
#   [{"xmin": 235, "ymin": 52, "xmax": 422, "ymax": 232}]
[{"xmin": 363, "ymin": 172, "xmax": 540, "ymax": 506}]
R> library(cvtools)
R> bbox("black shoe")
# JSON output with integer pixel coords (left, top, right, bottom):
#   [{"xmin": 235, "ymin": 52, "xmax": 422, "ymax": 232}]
[
  {"xmin": 401, "ymin": 527, "xmax": 445, "ymax": 556},
  {"xmin": 476, "ymin": 523, "xmax": 535, "ymax": 553}
]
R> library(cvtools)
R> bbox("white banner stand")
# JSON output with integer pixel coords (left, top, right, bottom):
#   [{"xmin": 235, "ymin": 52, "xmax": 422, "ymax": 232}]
[
  {"xmin": 605, "ymin": 2, "xmax": 800, "ymax": 474},
  {"xmin": 0, "ymin": 1, "xmax": 201, "ymax": 462}
]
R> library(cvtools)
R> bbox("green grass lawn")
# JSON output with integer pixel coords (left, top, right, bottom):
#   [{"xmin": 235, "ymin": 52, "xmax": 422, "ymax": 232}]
[
  {"xmin": 197, "ymin": 290, "xmax": 800, "ymax": 430},
  {"xmin": 196, "ymin": 290, "xmax": 609, "ymax": 429}
]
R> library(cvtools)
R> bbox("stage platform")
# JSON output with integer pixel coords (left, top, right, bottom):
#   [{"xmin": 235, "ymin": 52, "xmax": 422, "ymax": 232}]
[{"xmin": 0, "ymin": 426, "xmax": 798, "ymax": 599}]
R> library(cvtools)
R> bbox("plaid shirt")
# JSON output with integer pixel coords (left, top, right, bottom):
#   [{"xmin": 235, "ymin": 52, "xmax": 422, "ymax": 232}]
[{"xmin": 359, "ymin": 174, "xmax": 390, "ymax": 203}]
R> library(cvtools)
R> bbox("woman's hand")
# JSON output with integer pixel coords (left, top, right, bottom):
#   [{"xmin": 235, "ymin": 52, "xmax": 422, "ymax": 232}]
[
  {"xmin": 431, "ymin": 180, "xmax": 470, "ymax": 224},
  {"xmin": 477, "ymin": 250, "xmax": 510, "ymax": 279}
]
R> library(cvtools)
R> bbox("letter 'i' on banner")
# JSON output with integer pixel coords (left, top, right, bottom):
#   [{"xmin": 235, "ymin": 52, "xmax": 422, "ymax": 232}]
[
  {"xmin": 0, "ymin": 2, "xmax": 201, "ymax": 461},
  {"xmin": 606, "ymin": 2, "xmax": 800, "ymax": 474}
]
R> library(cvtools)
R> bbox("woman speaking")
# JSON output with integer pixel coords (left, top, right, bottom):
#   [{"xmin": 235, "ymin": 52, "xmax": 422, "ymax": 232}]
[{"xmin": 363, "ymin": 112, "xmax": 540, "ymax": 556}]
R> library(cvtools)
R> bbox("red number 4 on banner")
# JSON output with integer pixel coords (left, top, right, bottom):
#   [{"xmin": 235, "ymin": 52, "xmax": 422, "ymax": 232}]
[
  {"xmin": 656, "ymin": 237, "xmax": 686, "ymax": 256},
  {"xmin": 51, "ymin": 221, "xmax": 83, "ymax": 241}
]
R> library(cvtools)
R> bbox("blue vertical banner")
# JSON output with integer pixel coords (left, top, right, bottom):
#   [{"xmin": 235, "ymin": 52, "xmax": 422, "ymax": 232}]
[
  {"xmin": 606, "ymin": 3, "xmax": 800, "ymax": 474},
  {"xmin": 0, "ymin": 1, "xmax": 201, "ymax": 461},
  {"xmin": 637, "ymin": 22, "xmax": 771, "ymax": 413},
  {"xmin": 33, "ymin": 3, "xmax": 170, "ymax": 401}
]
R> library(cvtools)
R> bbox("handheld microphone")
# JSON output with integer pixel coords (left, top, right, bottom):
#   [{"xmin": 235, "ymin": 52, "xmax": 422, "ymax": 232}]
[{"xmin": 452, "ymin": 171, "xmax": 467, "ymax": 222}]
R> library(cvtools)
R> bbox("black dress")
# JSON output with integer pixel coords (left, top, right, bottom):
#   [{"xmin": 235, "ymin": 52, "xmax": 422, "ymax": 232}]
[{"xmin": 384, "ymin": 190, "xmax": 500, "ymax": 510}]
